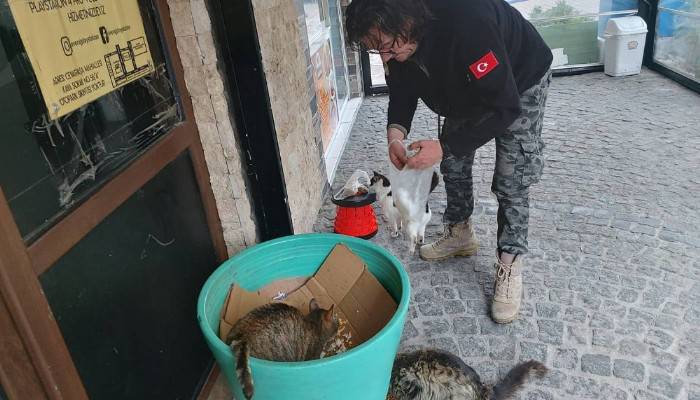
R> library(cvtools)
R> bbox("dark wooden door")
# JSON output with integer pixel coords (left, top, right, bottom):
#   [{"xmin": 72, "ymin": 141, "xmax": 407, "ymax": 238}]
[{"xmin": 0, "ymin": 1, "xmax": 227, "ymax": 398}]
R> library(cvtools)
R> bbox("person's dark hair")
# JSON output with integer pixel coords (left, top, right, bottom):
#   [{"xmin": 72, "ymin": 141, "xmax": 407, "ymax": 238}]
[{"xmin": 345, "ymin": 0, "xmax": 433, "ymax": 49}]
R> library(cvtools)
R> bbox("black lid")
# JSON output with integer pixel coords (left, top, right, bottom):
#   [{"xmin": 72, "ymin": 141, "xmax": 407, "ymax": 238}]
[{"xmin": 331, "ymin": 192, "xmax": 377, "ymax": 207}]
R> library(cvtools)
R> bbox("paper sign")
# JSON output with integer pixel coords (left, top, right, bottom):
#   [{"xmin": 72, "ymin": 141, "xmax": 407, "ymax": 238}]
[{"xmin": 8, "ymin": 0, "xmax": 155, "ymax": 119}]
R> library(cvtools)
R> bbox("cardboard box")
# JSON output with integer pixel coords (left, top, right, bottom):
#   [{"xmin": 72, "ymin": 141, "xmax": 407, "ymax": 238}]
[{"xmin": 219, "ymin": 243, "xmax": 398, "ymax": 348}]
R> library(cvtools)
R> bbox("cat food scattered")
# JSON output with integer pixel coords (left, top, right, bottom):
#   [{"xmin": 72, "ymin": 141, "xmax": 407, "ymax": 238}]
[{"xmin": 321, "ymin": 317, "xmax": 353, "ymax": 357}]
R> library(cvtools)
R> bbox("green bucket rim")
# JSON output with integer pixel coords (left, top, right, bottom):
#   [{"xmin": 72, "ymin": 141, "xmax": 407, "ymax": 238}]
[{"xmin": 196, "ymin": 232, "xmax": 410, "ymax": 370}]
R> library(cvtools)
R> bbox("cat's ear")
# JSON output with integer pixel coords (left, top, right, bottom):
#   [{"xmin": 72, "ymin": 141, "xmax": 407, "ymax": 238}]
[
  {"xmin": 382, "ymin": 175, "xmax": 391, "ymax": 187},
  {"xmin": 323, "ymin": 304, "xmax": 336, "ymax": 323},
  {"xmin": 373, "ymin": 171, "xmax": 379, "ymax": 176},
  {"xmin": 309, "ymin": 298, "xmax": 320, "ymax": 313}
]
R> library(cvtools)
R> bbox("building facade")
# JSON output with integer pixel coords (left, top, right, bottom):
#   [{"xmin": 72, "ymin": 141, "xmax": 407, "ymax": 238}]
[{"xmin": 0, "ymin": 0, "xmax": 363, "ymax": 398}]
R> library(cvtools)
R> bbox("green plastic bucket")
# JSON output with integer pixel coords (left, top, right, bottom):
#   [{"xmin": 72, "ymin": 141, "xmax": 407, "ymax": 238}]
[{"xmin": 197, "ymin": 233, "xmax": 410, "ymax": 400}]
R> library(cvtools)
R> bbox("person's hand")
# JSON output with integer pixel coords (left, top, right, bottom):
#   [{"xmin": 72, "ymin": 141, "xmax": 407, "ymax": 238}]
[
  {"xmin": 406, "ymin": 140, "xmax": 442, "ymax": 169},
  {"xmin": 388, "ymin": 139, "xmax": 407, "ymax": 169}
]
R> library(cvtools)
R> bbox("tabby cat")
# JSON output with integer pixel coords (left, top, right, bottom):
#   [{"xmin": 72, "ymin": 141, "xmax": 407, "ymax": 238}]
[
  {"xmin": 390, "ymin": 349, "xmax": 547, "ymax": 400},
  {"xmin": 226, "ymin": 299, "xmax": 338, "ymax": 399}
]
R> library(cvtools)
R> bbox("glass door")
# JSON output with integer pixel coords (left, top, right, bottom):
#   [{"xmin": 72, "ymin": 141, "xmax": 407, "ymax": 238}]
[{"xmin": 652, "ymin": 0, "xmax": 700, "ymax": 82}]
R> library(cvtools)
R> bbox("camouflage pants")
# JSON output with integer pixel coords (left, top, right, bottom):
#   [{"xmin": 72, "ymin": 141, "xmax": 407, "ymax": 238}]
[{"xmin": 440, "ymin": 70, "xmax": 551, "ymax": 255}]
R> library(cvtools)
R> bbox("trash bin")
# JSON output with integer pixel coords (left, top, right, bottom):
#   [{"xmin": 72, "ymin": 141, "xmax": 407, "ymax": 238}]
[
  {"xmin": 196, "ymin": 233, "xmax": 411, "ymax": 400},
  {"xmin": 604, "ymin": 16, "xmax": 648, "ymax": 76}
]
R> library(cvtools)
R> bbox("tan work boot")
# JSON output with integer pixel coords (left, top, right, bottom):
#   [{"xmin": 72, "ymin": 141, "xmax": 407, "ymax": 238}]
[
  {"xmin": 419, "ymin": 220, "xmax": 479, "ymax": 261},
  {"xmin": 491, "ymin": 253, "xmax": 524, "ymax": 324}
]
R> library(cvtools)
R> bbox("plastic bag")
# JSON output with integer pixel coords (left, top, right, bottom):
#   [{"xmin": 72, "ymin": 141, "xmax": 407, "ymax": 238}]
[
  {"xmin": 389, "ymin": 141, "xmax": 438, "ymax": 253},
  {"xmin": 333, "ymin": 169, "xmax": 370, "ymax": 200}
]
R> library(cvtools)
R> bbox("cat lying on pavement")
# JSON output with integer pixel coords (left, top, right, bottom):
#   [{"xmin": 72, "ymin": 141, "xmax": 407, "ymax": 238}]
[{"xmin": 390, "ymin": 349, "xmax": 547, "ymax": 400}]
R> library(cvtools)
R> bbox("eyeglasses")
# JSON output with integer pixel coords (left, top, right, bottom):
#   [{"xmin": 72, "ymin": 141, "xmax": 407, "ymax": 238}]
[{"xmin": 367, "ymin": 38, "xmax": 397, "ymax": 55}]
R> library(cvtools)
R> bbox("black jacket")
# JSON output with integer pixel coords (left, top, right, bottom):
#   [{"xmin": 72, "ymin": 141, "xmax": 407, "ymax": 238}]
[{"xmin": 386, "ymin": 0, "xmax": 553, "ymax": 156}]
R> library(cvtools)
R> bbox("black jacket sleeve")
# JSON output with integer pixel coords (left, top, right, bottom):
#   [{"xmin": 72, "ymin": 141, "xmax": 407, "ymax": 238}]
[
  {"xmin": 386, "ymin": 62, "xmax": 419, "ymax": 137},
  {"xmin": 441, "ymin": 16, "xmax": 522, "ymax": 157}
]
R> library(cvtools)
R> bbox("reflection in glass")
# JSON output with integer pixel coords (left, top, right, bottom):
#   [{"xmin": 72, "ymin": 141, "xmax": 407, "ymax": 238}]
[
  {"xmin": 327, "ymin": 0, "xmax": 349, "ymax": 107},
  {"xmin": 304, "ymin": 0, "xmax": 327, "ymax": 48},
  {"xmin": 653, "ymin": 0, "xmax": 700, "ymax": 81},
  {"xmin": 369, "ymin": 53, "xmax": 386, "ymax": 87},
  {"xmin": 0, "ymin": 1, "xmax": 182, "ymax": 241},
  {"xmin": 510, "ymin": 0, "xmax": 638, "ymax": 67},
  {"xmin": 598, "ymin": 0, "xmax": 640, "ymax": 36},
  {"xmin": 533, "ymin": 14, "xmax": 602, "ymax": 65}
]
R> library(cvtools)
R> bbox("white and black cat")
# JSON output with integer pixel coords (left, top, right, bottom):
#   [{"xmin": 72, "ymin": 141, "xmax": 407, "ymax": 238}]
[
  {"xmin": 390, "ymin": 349, "xmax": 547, "ymax": 400},
  {"xmin": 370, "ymin": 171, "xmax": 403, "ymax": 237},
  {"xmin": 371, "ymin": 171, "xmax": 439, "ymax": 253}
]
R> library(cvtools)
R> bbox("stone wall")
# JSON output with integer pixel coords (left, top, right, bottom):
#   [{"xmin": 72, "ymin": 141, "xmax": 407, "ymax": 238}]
[
  {"xmin": 167, "ymin": 0, "xmax": 348, "ymax": 242},
  {"xmin": 250, "ymin": 0, "xmax": 327, "ymax": 233},
  {"xmin": 166, "ymin": 0, "xmax": 258, "ymax": 255}
]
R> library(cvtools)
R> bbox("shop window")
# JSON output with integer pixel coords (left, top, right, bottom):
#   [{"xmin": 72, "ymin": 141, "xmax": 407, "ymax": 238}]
[
  {"xmin": 304, "ymin": 0, "xmax": 343, "ymax": 152},
  {"xmin": 327, "ymin": 0, "xmax": 349, "ymax": 104},
  {"xmin": 304, "ymin": 0, "xmax": 329, "ymax": 48},
  {"xmin": 0, "ymin": 1, "xmax": 182, "ymax": 242},
  {"xmin": 511, "ymin": 0, "xmax": 639, "ymax": 67},
  {"xmin": 653, "ymin": 0, "xmax": 700, "ymax": 81}
]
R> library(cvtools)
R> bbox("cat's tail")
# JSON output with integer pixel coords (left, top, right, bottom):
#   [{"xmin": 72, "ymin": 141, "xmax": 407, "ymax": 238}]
[
  {"xmin": 489, "ymin": 360, "xmax": 547, "ymax": 400},
  {"xmin": 230, "ymin": 338, "xmax": 254, "ymax": 400}
]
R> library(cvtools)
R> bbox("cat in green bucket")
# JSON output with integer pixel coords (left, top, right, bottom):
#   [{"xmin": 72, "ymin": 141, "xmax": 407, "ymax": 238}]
[{"xmin": 226, "ymin": 299, "xmax": 339, "ymax": 400}]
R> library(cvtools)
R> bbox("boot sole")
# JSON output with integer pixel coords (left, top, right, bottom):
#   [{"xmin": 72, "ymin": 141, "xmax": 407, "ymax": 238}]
[
  {"xmin": 419, "ymin": 244, "xmax": 479, "ymax": 261},
  {"xmin": 493, "ymin": 315, "xmax": 518, "ymax": 324}
]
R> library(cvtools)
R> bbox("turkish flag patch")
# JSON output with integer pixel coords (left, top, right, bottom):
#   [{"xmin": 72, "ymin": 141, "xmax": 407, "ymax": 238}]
[{"xmin": 469, "ymin": 51, "xmax": 499, "ymax": 80}]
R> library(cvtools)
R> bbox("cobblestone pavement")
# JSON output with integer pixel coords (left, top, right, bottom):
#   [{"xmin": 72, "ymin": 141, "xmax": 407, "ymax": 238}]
[{"xmin": 314, "ymin": 69, "xmax": 700, "ymax": 400}]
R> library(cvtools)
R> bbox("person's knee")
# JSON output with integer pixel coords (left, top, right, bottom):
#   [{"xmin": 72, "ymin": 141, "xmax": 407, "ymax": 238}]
[
  {"xmin": 491, "ymin": 187, "xmax": 530, "ymax": 211},
  {"xmin": 491, "ymin": 177, "xmax": 529, "ymax": 199}
]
